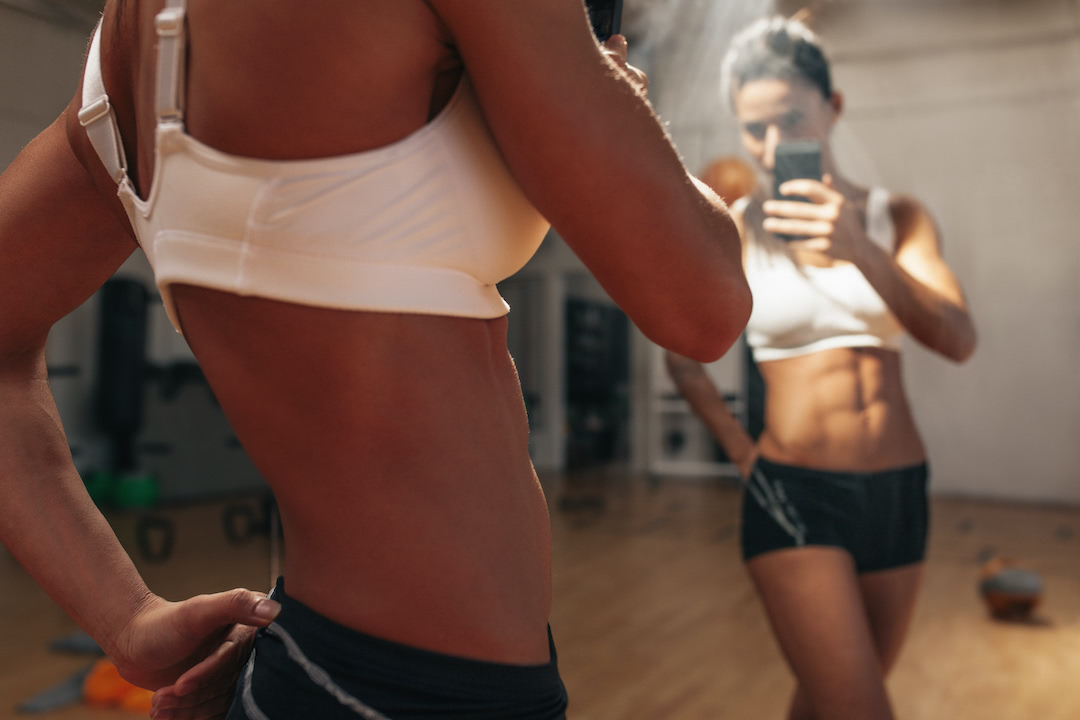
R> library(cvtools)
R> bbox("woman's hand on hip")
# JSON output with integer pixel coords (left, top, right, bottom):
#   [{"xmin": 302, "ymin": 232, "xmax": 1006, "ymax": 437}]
[
  {"xmin": 104, "ymin": 589, "xmax": 280, "ymax": 719},
  {"xmin": 735, "ymin": 444, "xmax": 760, "ymax": 481}
]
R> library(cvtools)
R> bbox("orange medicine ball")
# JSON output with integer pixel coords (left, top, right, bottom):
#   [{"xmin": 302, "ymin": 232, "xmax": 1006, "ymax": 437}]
[
  {"xmin": 700, "ymin": 156, "xmax": 757, "ymax": 206},
  {"xmin": 83, "ymin": 658, "xmax": 154, "ymax": 712}
]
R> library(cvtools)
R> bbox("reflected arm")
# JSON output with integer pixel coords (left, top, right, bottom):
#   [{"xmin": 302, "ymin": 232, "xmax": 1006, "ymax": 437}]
[
  {"xmin": 664, "ymin": 351, "xmax": 758, "ymax": 477},
  {"xmin": 856, "ymin": 196, "xmax": 976, "ymax": 363}
]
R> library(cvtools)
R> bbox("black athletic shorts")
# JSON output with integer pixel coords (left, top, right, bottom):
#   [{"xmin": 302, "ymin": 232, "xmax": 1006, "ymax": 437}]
[
  {"xmin": 740, "ymin": 458, "xmax": 930, "ymax": 573},
  {"xmin": 227, "ymin": 578, "xmax": 568, "ymax": 720}
]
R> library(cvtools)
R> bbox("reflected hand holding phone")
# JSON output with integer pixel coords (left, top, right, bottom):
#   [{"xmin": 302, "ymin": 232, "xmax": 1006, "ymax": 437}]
[{"xmin": 772, "ymin": 140, "xmax": 822, "ymax": 241}]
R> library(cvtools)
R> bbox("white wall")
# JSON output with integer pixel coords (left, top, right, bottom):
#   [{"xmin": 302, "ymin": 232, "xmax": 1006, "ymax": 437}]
[{"xmin": 812, "ymin": 0, "xmax": 1080, "ymax": 503}]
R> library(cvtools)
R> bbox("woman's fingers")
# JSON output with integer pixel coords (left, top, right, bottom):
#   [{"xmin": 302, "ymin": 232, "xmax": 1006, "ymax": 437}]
[
  {"xmin": 777, "ymin": 179, "xmax": 841, "ymax": 204},
  {"xmin": 602, "ymin": 34, "xmax": 649, "ymax": 92},
  {"xmin": 174, "ymin": 590, "xmax": 279, "ymax": 644},
  {"xmin": 602, "ymin": 34, "xmax": 628, "ymax": 61},
  {"xmin": 787, "ymin": 238, "xmax": 831, "ymax": 252},
  {"xmin": 763, "ymin": 199, "xmax": 837, "ymax": 221},
  {"xmin": 174, "ymin": 625, "xmax": 256, "ymax": 696},
  {"xmin": 762, "ymin": 217, "xmax": 833, "ymax": 238},
  {"xmin": 151, "ymin": 627, "xmax": 255, "ymax": 715},
  {"xmin": 152, "ymin": 639, "xmax": 247, "ymax": 706},
  {"xmin": 150, "ymin": 623, "xmax": 257, "ymax": 720},
  {"xmin": 737, "ymin": 446, "xmax": 760, "ymax": 480},
  {"xmin": 115, "ymin": 589, "xmax": 274, "ymax": 692}
]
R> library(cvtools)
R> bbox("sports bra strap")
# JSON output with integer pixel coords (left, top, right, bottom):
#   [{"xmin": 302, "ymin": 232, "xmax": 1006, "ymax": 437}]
[
  {"xmin": 155, "ymin": 0, "xmax": 188, "ymax": 123},
  {"xmin": 865, "ymin": 187, "xmax": 895, "ymax": 252},
  {"xmin": 78, "ymin": 20, "xmax": 127, "ymax": 183},
  {"xmin": 78, "ymin": 0, "xmax": 188, "ymax": 185}
]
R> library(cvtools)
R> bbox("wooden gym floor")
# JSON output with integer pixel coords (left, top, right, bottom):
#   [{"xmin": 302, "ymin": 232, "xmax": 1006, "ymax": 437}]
[{"xmin": 0, "ymin": 469, "xmax": 1076, "ymax": 719}]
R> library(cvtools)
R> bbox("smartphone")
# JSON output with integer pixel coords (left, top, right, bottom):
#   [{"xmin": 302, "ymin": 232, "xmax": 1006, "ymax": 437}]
[
  {"xmin": 585, "ymin": 0, "xmax": 623, "ymax": 42},
  {"xmin": 773, "ymin": 140, "xmax": 822, "ymax": 200},
  {"xmin": 772, "ymin": 140, "xmax": 822, "ymax": 241}
]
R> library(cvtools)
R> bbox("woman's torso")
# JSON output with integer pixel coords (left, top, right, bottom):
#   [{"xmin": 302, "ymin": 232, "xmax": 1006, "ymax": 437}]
[
  {"xmin": 89, "ymin": 0, "xmax": 554, "ymax": 664},
  {"xmin": 740, "ymin": 191, "xmax": 927, "ymax": 472}
]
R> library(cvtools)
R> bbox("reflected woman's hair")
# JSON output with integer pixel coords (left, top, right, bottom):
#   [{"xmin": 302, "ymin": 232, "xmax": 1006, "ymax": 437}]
[{"xmin": 720, "ymin": 16, "xmax": 832, "ymax": 104}]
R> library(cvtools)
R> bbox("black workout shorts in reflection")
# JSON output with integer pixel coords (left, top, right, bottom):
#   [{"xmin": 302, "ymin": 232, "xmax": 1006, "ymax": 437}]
[
  {"xmin": 226, "ymin": 578, "xmax": 568, "ymax": 720},
  {"xmin": 740, "ymin": 458, "xmax": 930, "ymax": 573}
]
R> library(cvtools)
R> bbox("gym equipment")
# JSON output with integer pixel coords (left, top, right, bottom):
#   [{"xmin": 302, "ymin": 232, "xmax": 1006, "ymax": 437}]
[
  {"xmin": 83, "ymin": 658, "xmax": 154, "ymax": 712},
  {"xmin": 223, "ymin": 494, "xmax": 283, "ymax": 585},
  {"xmin": 112, "ymin": 473, "xmax": 160, "ymax": 509},
  {"xmin": 50, "ymin": 631, "xmax": 104, "ymax": 656},
  {"xmin": 979, "ymin": 556, "xmax": 1044, "ymax": 620},
  {"xmin": 135, "ymin": 515, "xmax": 175, "ymax": 563},
  {"xmin": 17, "ymin": 665, "xmax": 93, "ymax": 714},
  {"xmin": 700, "ymin": 156, "xmax": 757, "ymax": 205},
  {"xmin": 95, "ymin": 278, "xmax": 148, "ymax": 474}
]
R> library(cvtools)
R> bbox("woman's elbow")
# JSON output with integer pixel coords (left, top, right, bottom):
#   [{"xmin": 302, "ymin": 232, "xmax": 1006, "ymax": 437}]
[
  {"xmin": 666, "ymin": 280, "xmax": 752, "ymax": 363},
  {"xmin": 947, "ymin": 323, "xmax": 977, "ymax": 364},
  {"xmin": 690, "ymin": 307, "xmax": 751, "ymax": 362}
]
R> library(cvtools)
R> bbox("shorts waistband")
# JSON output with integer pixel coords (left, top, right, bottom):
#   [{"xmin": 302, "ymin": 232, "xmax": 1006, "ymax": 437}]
[
  {"xmin": 755, "ymin": 458, "xmax": 929, "ymax": 484},
  {"xmin": 267, "ymin": 577, "xmax": 563, "ymax": 696}
]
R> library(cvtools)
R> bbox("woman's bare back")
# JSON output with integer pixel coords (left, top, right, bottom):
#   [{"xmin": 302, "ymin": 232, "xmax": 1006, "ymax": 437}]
[
  {"xmin": 176, "ymin": 288, "xmax": 554, "ymax": 664},
  {"xmin": 99, "ymin": 0, "xmax": 460, "ymax": 194},
  {"xmin": 96, "ymin": 0, "xmax": 553, "ymax": 664}
]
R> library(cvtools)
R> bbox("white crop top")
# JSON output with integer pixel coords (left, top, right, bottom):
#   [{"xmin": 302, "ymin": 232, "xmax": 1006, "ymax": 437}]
[
  {"xmin": 740, "ymin": 187, "xmax": 904, "ymax": 362},
  {"xmin": 78, "ymin": 1, "xmax": 549, "ymax": 333}
]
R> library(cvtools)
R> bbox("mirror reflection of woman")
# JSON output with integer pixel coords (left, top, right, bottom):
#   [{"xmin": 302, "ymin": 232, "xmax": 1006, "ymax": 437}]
[
  {"xmin": 667, "ymin": 17, "xmax": 976, "ymax": 720},
  {"xmin": 0, "ymin": 1, "xmax": 752, "ymax": 719}
]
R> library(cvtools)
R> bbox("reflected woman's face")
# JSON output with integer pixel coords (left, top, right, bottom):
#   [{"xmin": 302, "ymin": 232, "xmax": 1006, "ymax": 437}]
[{"xmin": 732, "ymin": 76, "xmax": 840, "ymax": 174}]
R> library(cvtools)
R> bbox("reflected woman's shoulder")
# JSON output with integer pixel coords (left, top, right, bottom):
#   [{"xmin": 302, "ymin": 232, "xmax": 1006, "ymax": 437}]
[
  {"xmin": 886, "ymin": 192, "xmax": 944, "ymax": 252},
  {"xmin": 887, "ymin": 193, "xmax": 936, "ymax": 230}
]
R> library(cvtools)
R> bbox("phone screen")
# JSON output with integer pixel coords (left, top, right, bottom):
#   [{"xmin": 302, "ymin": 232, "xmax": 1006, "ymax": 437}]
[
  {"xmin": 585, "ymin": 0, "xmax": 623, "ymax": 41},
  {"xmin": 773, "ymin": 140, "xmax": 822, "ymax": 202},
  {"xmin": 772, "ymin": 140, "xmax": 822, "ymax": 241}
]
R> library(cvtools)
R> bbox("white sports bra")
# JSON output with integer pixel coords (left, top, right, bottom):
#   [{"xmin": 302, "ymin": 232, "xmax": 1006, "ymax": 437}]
[
  {"xmin": 79, "ymin": 0, "xmax": 549, "ymax": 333},
  {"xmin": 740, "ymin": 187, "xmax": 904, "ymax": 362}
]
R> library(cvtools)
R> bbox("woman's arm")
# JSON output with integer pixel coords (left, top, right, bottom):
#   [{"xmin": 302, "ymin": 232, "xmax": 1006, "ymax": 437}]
[
  {"xmin": 428, "ymin": 0, "xmax": 751, "ymax": 362},
  {"xmin": 661, "ymin": 198, "xmax": 756, "ymax": 475},
  {"xmin": 0, "ymin": 110, "xmax": 278, "ymax": 715},
  {"xmin": 765, "ymin": 181, "xmax": 976, "ymax": 363},
  {"xmin": 664, "ymin": 352, "xmax": 758, "ymax": 477},
  {"xmin": 864, "ymin": 195, "xmax": 977, "ymax": 362}
]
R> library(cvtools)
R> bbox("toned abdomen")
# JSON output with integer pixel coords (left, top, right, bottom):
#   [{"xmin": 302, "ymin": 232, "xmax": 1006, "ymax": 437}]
[{"xmin": 757, "ymin": 347, "xmax": 927, "ymax": 472}]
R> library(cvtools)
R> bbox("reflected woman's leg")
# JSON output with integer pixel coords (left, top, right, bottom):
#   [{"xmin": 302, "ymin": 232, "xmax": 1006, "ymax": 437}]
[
  {"xmin": 746, "ymin": 547, "xmax": 894, "ymax": 720},
  {"xmin": 780, "ymin": 563, "xmax": 923, "ymax": 719},
  {"xmin": 859, "ymin": 563, "xmax": 924, "ymax": 673}
]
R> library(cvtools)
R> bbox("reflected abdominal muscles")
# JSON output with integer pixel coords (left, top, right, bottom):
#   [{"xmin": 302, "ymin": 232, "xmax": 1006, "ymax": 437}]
[{"xmin": 757, "ymin": 348, "xmax": 921, "ymax": 468}]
